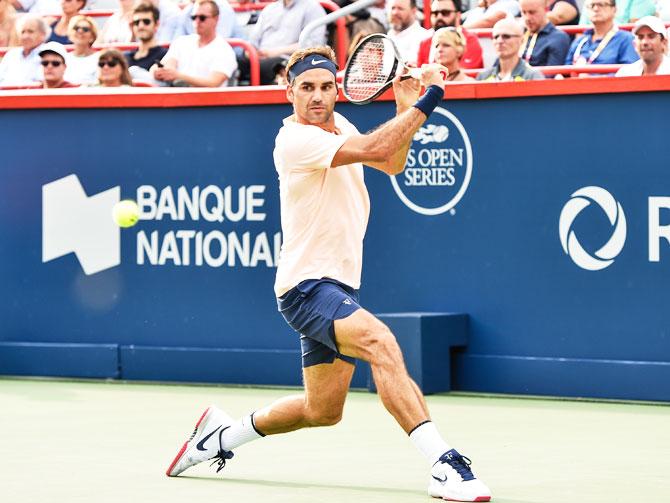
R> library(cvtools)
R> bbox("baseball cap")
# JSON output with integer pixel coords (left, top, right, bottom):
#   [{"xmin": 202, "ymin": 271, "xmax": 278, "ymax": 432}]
[
  {"xmin": 38, "ymin": 41, "xmax": 68, "ymax": 61},
  {"xmin": 632, "ymin": 16, "xmax": 668, "ymax": 38}
]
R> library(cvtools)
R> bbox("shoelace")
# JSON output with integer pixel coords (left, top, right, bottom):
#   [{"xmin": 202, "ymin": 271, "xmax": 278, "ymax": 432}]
[
  {"xmin": 209, "ymin": 428, "xmax": 234, "ymax": 473},
  {"xmin": 440, "ymin": 451, "xmax": 475, "ymax": 481}
]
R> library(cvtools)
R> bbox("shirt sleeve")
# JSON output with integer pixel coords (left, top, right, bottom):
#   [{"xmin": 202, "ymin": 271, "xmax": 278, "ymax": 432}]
[
  {"xmin": 279, "ymin": 126, "xmax": 350, "ymax": 171},
  {"xmin": 211, "ymin": 40, "xmax": 239, "ymax": 79},
  {"xmin": 162, "ymin": 37, "xmax": 182, "ymax": 64}
]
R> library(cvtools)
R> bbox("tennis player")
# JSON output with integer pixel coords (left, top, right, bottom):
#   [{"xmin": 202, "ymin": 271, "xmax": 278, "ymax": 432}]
[{"xmin": 166, "ymin": 45, "xmax": 492, "ymax": 502}]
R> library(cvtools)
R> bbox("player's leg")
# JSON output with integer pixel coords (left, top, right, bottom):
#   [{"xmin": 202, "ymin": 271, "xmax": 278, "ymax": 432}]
[{"xmin": 334, "ymin": 308, "xmax": 492, "ymax": 502}]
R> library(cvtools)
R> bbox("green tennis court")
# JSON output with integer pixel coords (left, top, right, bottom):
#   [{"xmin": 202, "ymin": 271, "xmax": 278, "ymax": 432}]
[{"xmin": 2, "ymin": 377, "xmax": 668, "ymax": 503}]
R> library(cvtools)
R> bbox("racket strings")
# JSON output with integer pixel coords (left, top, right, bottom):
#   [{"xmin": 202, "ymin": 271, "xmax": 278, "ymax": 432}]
[{"xmin": 345, "ymin": 38, "xmax": 393, "ymax": 102}]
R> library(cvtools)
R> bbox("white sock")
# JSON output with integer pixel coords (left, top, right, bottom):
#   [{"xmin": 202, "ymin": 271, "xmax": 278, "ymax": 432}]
[
  {"xmin": 409, "ymin": 421, "xmax": 451, "ymax": 465},
  {"xmin": 220, "ymin": 413, "xmax": 265, "ymax": 451}
]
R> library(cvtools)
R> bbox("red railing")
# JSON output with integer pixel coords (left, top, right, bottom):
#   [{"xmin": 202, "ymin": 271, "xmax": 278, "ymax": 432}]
[{"xmin": 462, "ymin": 64, "xmax": 624, "ymax": 78}]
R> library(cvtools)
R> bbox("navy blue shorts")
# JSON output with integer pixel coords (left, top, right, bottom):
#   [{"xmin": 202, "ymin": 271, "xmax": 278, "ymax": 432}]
[{"xmin": 277, "ymin": 278, "xmax": 361, "ymax": 368}]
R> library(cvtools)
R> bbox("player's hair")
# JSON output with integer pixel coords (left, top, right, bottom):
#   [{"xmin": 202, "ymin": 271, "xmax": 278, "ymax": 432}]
[
  {"xmin": 197, "ymin": 0, "xmax": 220, "ymax": 17},
  {"xmin": 286, "ymin": 46, "xmax": 337, "ymax": 84},
  {"xmin": 133, "ymin": 2, "xmax": 160, "ymax": 22}
]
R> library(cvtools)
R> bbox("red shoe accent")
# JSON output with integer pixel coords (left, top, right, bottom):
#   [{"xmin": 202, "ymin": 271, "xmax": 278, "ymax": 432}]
[{"xmin": 165, "ymin": 407, "xmax": 211, "ymax": 477}]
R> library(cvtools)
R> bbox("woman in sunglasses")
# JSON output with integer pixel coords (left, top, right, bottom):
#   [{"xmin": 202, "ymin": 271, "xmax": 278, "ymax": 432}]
[
  {"xmin": 432, "ymin": 27, "xmax": 474, "ymax": 82},
  {"xmin": 99, "ymin": 0, "xmax": 134, "ymax": 43},
  {"xmin": 64, "ymin": 15, "xmax": 100, "ymax": 85},
  {"xmin": 94, "ymin": 49, "xmax": 133, "ymax": 87},
  {"xmin": 48, "ymin": 0, "xmax": 87, "ymax": 44}
]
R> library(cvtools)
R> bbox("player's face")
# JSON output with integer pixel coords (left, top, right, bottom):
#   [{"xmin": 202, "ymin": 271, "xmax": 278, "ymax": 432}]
[
  {"xmin": 287, "ymin": 69, "xmax": 338, "ymax": 126},
  {"xmin": 635, "ymin": 27, "xmax": 667, "ymax": 64}
]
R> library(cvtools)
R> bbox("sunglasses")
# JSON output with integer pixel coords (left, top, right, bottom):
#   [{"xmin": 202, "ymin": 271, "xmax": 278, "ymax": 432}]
[
  {"xmin": 492, "ymin": 33, "xmax": 520, "ymax": 41},
  {"xmin": 73, "ymin": 25, "xmax": 91, "ymax": 33},
  {"xmin": 98, "ymin": 60, "xmax": 120, "ymax": 68},
  {"xmin": 431, "ymin": 9, "xmax": 456, "ymax": 16},
  {"xmin": 132, "ymin": 18, "xmax": 153, "ymax": 26},
  {"xmin": 41, "ymin": 60, "xmax": 63, "ymax": 67},
  {"xmin": 190, "ymin": 14, "xmax": 212, "ymax": 21}
]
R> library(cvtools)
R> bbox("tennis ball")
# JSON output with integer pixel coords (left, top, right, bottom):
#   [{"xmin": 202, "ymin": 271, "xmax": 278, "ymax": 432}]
[{"xmin": 112, "ymin": 199, "xmax": 140, "ymax": 228}]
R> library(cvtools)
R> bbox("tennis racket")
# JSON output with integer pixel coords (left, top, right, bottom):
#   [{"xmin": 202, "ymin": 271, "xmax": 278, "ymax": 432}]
[{"xmin": 342, "ymin": 33, "xmax": 423, "ymax": 105}]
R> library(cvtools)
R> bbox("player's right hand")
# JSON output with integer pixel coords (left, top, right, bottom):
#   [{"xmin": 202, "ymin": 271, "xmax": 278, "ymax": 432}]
[{"xmin": 419, "ymin": 63, "xmax": 448, "ymax": 89}]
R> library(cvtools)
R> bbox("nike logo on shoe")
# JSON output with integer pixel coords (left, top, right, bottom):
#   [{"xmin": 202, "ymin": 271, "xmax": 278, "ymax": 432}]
[
  {"xmin": 432, "ymin": 474, "xmax": 448, "ymax": 484},
  {"xmin": 196, "ymin": 425, "xmax": 221, "ymax": 451},
  {"xmin": 311, "ymin": 58, "xmax": 327, "ymax": 65}
]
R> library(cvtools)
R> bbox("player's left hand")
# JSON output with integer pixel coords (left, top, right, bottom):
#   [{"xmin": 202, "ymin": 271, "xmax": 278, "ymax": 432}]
[{"xmin": 392, "ymin": 71, "xmax": 421, "ymax": 114}]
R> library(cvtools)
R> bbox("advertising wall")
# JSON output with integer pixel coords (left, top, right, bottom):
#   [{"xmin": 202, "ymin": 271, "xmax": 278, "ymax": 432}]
[{"xmin": 1, "ymin": 82, "xmax": 669, "ymax": 401}]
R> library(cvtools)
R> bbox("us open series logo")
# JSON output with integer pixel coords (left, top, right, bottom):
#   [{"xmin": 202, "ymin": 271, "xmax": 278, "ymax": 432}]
[{"xmin": 392, "ymin": 107, "xmax": 473, "ymax": 216}]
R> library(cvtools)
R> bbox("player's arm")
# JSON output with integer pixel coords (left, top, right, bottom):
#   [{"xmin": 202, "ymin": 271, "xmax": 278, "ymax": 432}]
[{"xmin": 332, "ymin": 65, "xmax": 447, "ymax": 175}]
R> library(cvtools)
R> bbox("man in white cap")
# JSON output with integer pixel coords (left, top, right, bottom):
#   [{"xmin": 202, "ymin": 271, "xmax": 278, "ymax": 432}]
[
  {"xmin": 616, "ymin": 16, "xmax": 670, "ymax": 76},
  {"xmin": 39, "ymin": 41, "xmax": 78, "ymax": 88}
]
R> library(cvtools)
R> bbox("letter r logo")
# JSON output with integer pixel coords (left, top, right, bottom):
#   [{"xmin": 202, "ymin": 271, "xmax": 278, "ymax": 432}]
[{"xmin": 42, "ymin": 174, "xmax": 121, "ymax": 275}]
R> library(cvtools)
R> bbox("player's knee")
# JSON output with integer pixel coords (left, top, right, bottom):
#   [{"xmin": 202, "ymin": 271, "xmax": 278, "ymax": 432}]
[
  {"xmin": 305, "ymin": 407, "xmax": 343, "ymax": 427},
  {"xmin": 365, "ymin": 327, "xmax": 403, "ymax": 368}
]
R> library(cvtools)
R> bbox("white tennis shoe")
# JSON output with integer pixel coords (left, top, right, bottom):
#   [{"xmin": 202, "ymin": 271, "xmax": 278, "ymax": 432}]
[
  {"xmin": 166, "ymin": 405, "xmax": 234, "ymax": 477},
  {"xmin": 428, "ymin": 449, "xmax": 492, "ymax": 502}
]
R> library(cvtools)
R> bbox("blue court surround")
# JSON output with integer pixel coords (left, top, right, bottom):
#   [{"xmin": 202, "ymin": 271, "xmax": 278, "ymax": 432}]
[{"xmin": 0, "ymin": 83, "xmax": 669, "ymax": 401}]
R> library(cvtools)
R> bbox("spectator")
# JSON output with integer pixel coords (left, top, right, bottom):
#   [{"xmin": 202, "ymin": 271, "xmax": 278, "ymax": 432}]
[
  {"xmin": 519, "ymin": 0, "xmax": 569, "ymax": 66},
  {"xmin": 99, "ymin": 0, "xmax": 134, "ymax": 44},
  {"xmin": 64, "ymin": 15, "xmax": 99, "ymax": 85},
  {"xmin": 126, "ymin": 2, "xmax": 168, "ymax": 71},
  {"xmin": 388, "ymin": 0, "xmax": 430, "ymax": 63},
  {"xmin": 462, "ymin": 0, "xmax": 520, "ymax": 29},
  {"xmin": 579, "ymin": 0, "xmax": 655, "ymax": 24},
  {"xmin": 433, "ymin": 26, "xmax": 475, "ymax": 80},
  {"xmin": 177, "ymin": 0, "xmax": 243, "ymax": 40},
  {"xmin": 0, "ymin": 0, "xmax": 19, "ymax": 47},
  {"xmin": 547, "ymin": 0, "xmax": 580, "ymax": 26},
  {"xmin": 95, "ymin": 49, "xmax": 133, "ymax": 86},
  {"xmin": 152, "ymin": 0, "xmax": 238, "ymax": 87},
  {"xmin": 39, "ymin": 40, "xmax": 77, "ymax": 87},
  {"xmin": 417, "ymin": 0, "xmax": 483, "ymax": 69},
  {"xmin": 616, "ymin": 16, "xmax": 670, "ymax": 76},
  {"xmin": 48, "ymin": 0, "xmax": 85, "ymax": 44},
  {"xmin": 0, "ymin": 15, "xmax": 47, "ymax": 87},
  {"xmin": 242, "ymin": 0, "xmax": 327, "ymax": 85},
  {"xmin": 141, "ymin": 0, "xmax": 181, "ymax": 42},
  {"xmin": 477, "ymin": 17, "xmax": 545, "ymax": 80},
  {"xmin": 566, "ymin": 0, "xmax": 638, "ymax": 67}
]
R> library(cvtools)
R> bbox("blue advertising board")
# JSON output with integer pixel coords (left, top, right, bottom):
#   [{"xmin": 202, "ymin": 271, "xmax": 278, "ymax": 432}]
[{"xmin": 1, "ymin": 87, "xmax": 669, "ymax": 401}]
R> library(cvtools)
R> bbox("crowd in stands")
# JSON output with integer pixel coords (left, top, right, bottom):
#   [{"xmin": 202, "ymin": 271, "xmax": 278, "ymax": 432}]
[{"xmin": 0, "ymin": 0, "xmax": 669, "ymax": 89}]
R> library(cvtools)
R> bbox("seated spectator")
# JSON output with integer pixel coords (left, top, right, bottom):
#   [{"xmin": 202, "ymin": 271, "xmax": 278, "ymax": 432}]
[
  {"xmin": 566, "ymin": 0, "xmax": 638, "ymax": 68},
  {"xmin": 125, "ymin": 2, "xmax": 168, "ymax": 72},
  {"xmin": 177, "ymin": 0, "xmax": 244, "ymax": 40},
  {"xmin": 579, "ymin": 0, "xmax": 655, "ymax": 24},
  {"xmin": 547, "ymin": 0, "xmax": 580, "ymax": 26},
  {"xmin": 241, "ymin": 0, "xmax": 327, "ymax": 85},
  {"xmin": 616, "ymin": 16, "xmax": 670, "ymax": 76},
  {"xmin": 10, "ymin": 0, "xmax": 59, "ymax": 15},
  {"xmin": 95, "ymin": 49, "xmax": 133, "ymax": 87},
  {"xmin": 0, "ymin": 15, "xmax": 47, "ymax": 87},
  {"xmin": 477, "ymin": 17, "xmax": 545, "ymax": 80},
  {"xmin": 39, "ymin": 41, "xmax": 77, "ymax": 87},
  {"xmin": 417, "ymin": 0, "xmax": 483, "ymax": 69},
  {"xmin": 520, "ymin": 0, "xmax": 569, "ymax": 66},
  {"xmin": 432, "ymin": 26, "xmax": 475, "ymax": 81},
  {"xmin": 64, "ymin": 15, "xmax": 99, "ymax": 85},
  {"xmin": 0, "ymin": 0, "xmax": 19, "ymax": 46},
  {"xmin": 141, "ymin": 0, "xmax": 181, "ymax": 42},
  {"xmin": 462, "ymin": 0, "xmax": 520, "ymax": 29},
  {"xmin": 48, "ymin": 0, "xmax": 85, "ymax": 44},
  {"xmin": 99, "ymin": 0, "xmax": 134, "ymax": 44},
  {"xmin": 152, "ymin": 0, "xmax": 238, "ymax": 87},
  {"xmin": 388, "ymin": 0, "xmax": 430, "ymax": 63}
]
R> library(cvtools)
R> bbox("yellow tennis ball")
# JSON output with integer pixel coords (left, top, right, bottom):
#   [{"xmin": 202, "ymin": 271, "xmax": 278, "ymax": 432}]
[{"xmin": 112, "ymin": 200, "xmax": 140, "ymax": 228}]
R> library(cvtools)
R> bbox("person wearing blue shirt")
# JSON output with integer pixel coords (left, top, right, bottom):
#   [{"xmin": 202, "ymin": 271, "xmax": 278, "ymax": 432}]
[
  {"xmin": 566, "ymin": 0, "xmax": 638, "ymax": 67},
  {"xmin": 520, "ymin": 0, "xmax": 570, "ymax": 67}
]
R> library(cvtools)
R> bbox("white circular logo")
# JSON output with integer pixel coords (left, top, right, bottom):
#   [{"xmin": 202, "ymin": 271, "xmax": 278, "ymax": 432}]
[
  {"xmin": 390, "ymin": 107, "xmax": 473, "ymax": 216},
  {"xmin": 559, "ymin": 186, "xmax": 627, "ymax": 271}
]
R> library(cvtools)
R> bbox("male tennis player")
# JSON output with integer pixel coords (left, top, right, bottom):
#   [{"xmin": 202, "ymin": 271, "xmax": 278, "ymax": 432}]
[{"xmin": 166, "ymin": 46, "xmax": 492, "ymax": 502}]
